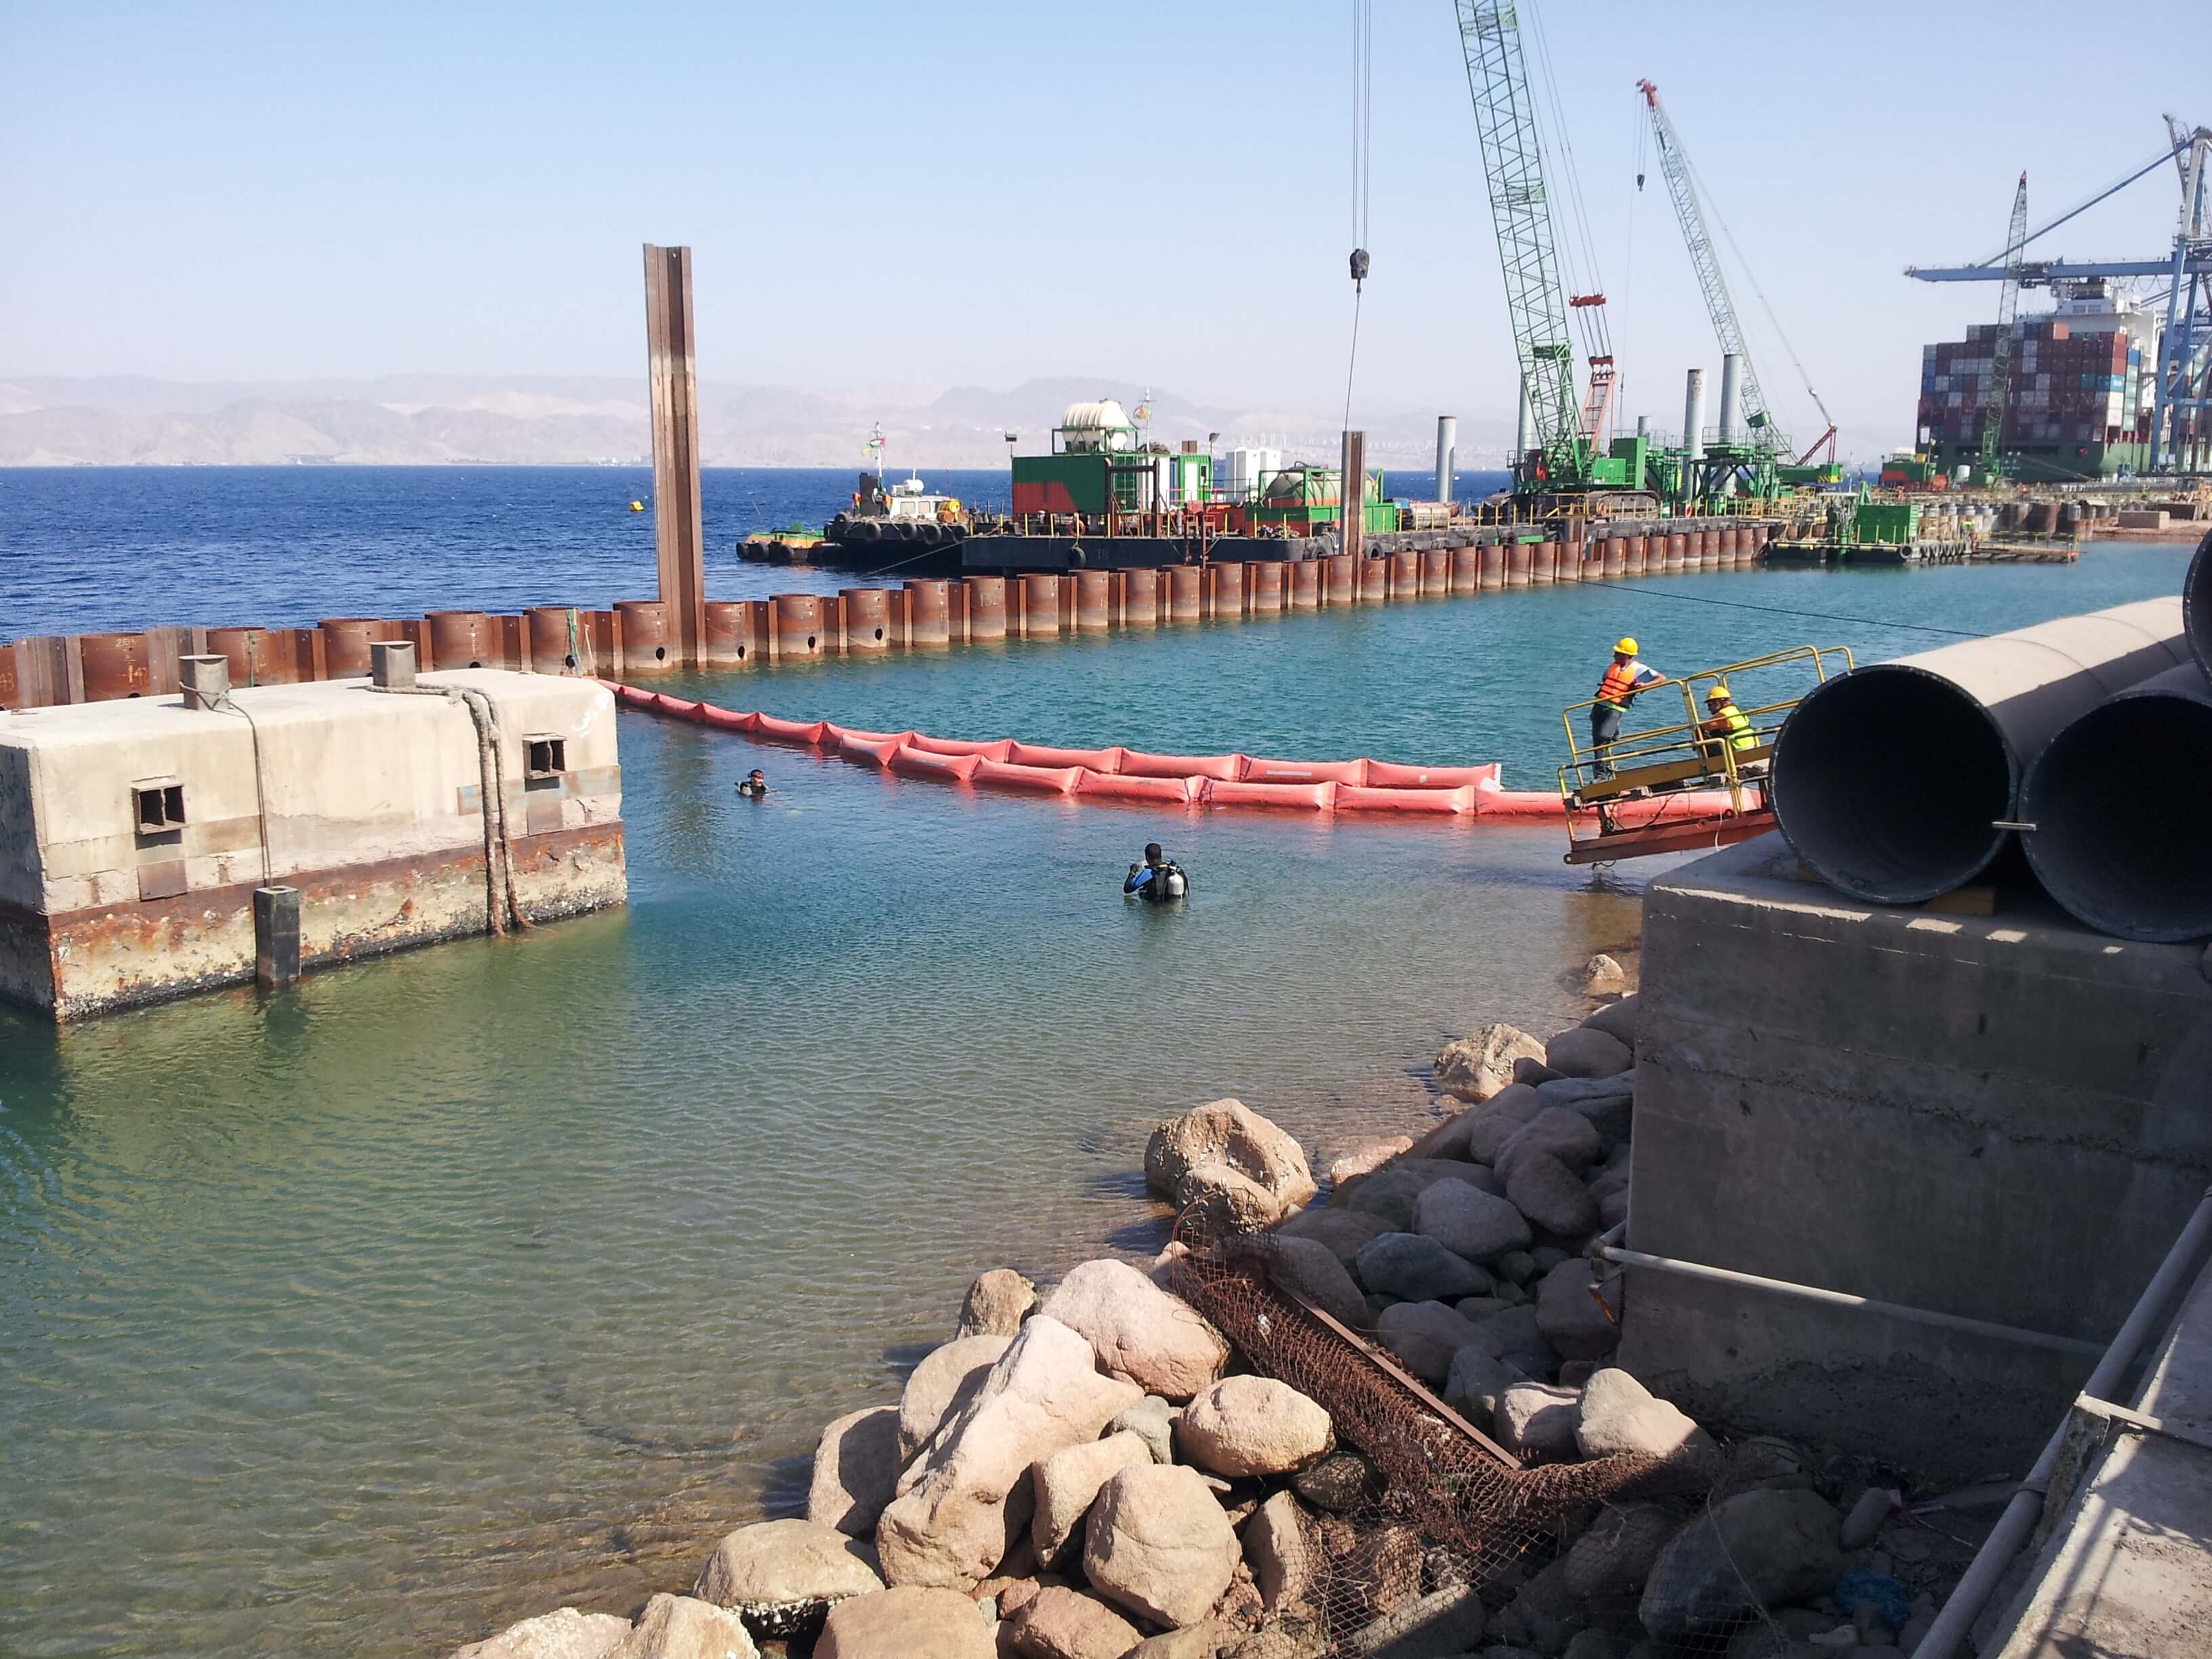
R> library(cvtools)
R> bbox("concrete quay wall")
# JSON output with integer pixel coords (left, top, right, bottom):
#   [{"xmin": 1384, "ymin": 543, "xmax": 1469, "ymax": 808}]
[
  {"xmin": 0, "ymin": 670, "xmax": 624, "ymax": 1019},
  {"xmin": 1618, "ymin": 836, "xmax": 2212, "ymax": 1481}
]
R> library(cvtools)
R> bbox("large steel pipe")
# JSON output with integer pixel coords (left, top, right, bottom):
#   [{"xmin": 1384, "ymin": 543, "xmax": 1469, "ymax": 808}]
[
  {"xmin": 2020, "ymin": 665, "xmax": 2212, "ymax": 941},
  {"xmin": 2186, "ymin": 530, "xmax": 2212, "ymax": 682},
  {"xmin": 1771, "ymin": 598, "xmax": 2188, "ymax": 905}
]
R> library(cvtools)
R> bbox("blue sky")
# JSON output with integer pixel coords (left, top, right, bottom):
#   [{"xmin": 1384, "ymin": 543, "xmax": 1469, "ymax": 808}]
[{"xmin": 2, "ymin": 0, "xmax": 2205, "ymax": 455}]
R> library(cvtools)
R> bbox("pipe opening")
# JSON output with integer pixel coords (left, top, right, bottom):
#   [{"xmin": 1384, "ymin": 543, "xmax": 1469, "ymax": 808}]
[
  {"xmin": 2025, "ymin": 692, "xmax": 2212, "ymax": 942},
  {"xmin": 2187, "ymin": 534, "xmax": 2212, "ymax": 682},
  {"xmin": 1773, "ymin": 668, "xmax": 2013, "ymax": 904}
]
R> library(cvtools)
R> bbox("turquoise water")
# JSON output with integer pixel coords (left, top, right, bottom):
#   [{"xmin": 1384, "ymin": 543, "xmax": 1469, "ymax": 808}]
[
  {"xmin": 0, "ymin": 514, "xmax": 2191, "ymax": 1656},
  {"xmin": 1, "ymin": 708, "xmax": 1642, "ymax": 1658},
  {"xmin": 693, "ymin": 543, "xmax": 2196, "ymax": 783}
]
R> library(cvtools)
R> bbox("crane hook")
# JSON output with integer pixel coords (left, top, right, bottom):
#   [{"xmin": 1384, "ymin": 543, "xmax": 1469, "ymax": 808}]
[{"xmin": 1349, "ymin": 247, "xmax": 1370, "ymax": 289}]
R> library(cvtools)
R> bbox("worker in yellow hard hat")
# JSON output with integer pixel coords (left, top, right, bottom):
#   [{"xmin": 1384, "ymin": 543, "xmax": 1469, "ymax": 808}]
[
  {"xmin": 1700, "ymin": 683, "xmax": 1756, "ymax": 770},
  {"xmin": 1591, "ymin": 635, "xmax": 1664, "ymax": 781}
]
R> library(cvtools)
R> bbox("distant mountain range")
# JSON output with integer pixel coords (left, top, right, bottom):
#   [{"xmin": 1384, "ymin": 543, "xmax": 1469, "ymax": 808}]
[{"xmin": 0, "ymin": 375, "xmax": 1515, "ymax": 470}]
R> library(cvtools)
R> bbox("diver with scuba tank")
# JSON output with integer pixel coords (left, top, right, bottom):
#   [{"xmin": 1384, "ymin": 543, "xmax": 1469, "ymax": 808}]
[{"xmin": 1124, "ymin": 842, "xmax": 1189, "ymax": 903}]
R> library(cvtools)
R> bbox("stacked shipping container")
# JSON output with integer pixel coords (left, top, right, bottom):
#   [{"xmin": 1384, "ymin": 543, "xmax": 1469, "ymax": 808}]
[{"xmin": 1916, "ymin": 316, "xmax": 2152, "ymax": 479}]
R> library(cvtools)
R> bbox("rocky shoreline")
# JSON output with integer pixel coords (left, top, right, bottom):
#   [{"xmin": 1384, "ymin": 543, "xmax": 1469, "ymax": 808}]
[{"xmin": 452, "ymin": 987, "xmax": 1986, "ymax": 1659}]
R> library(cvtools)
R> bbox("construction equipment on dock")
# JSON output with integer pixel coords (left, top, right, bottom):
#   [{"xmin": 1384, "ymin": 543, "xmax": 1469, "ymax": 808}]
[
  {"xmin": 1635, "ymin": 80, "xmax": 1841, "ymax": 490},
  {"xmin": 1454, "ymin": 3, "xmax": 1650, "ymax": 509},
  {"xmin": 1556, "ymin": 645, "xmax": 1855, "ymax": 864}
]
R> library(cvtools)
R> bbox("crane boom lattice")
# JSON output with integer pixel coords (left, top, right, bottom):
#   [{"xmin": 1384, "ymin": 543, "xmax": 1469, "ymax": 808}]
[
  {"xmin": 1982, "ymin": 173, "xmax": 2030, "ymax": 480},
  {"xmin": 1454, "ymin": 1, "xmax": 1588, "ymax": 485},
  {"xmin": 1637, "ymin": 80, "xmax": 1788, "ymax": 456}
]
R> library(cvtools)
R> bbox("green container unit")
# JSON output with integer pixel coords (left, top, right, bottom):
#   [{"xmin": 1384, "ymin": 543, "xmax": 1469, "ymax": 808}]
[{"xmin": 1853, "ymin": 501, "xmax": 1921, "ymax": 545}]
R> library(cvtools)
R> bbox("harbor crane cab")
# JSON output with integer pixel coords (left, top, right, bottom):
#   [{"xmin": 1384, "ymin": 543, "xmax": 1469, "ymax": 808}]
[{"xmin": 1556, "ymin": 644, "xmax": 1855, "ymax": 864}]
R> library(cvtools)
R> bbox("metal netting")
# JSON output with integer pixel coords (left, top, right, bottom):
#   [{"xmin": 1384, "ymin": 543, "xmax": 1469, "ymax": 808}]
[{"xmin": 1170, "ymin": 1215, "xmax": 1787, "ymax": 1658}]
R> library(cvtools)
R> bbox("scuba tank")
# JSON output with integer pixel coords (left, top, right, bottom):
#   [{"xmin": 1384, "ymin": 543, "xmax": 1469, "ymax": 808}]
[{"xmin": 1162, "ymin": 864, "xmax": 1189, "ymax": 899}]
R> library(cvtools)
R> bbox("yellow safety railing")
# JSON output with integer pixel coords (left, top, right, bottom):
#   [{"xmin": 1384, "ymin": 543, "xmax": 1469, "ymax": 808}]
[{"xmin": 1557, "ymin": 644, "xmax": 1856, "ymax": 817}]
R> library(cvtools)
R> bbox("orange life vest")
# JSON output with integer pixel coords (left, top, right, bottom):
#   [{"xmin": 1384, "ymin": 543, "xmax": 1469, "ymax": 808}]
[{"xmin": 1597, "ymin": 658, "xmax": 1652, "ymax": 708}]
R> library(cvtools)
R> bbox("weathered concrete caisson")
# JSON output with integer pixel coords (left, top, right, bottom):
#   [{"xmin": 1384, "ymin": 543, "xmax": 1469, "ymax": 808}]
[{"xmin": 0, "ymin": 668, "xmax": 625, "ymax": 1020}]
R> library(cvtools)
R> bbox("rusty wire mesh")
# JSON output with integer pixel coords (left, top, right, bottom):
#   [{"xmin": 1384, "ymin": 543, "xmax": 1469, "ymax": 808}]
[{"xmin": 1170, "ymin": 1215, "xmax": 1781, "ymax": 1658}]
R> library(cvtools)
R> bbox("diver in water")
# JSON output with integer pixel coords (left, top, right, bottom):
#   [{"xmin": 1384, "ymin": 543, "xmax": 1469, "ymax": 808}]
[
  {"xmin": 736, "ymin": 769, "xmax": 769, "ymax": 798},
  {"xmin": 1124, "ymin": 842, "xmax": 1189, "ymax": 903}
]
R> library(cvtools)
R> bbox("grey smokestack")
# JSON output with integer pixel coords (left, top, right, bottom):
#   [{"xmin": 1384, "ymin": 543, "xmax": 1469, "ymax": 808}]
[
  {"xmin": 2021, "ymin": 663, "xmax": 2212, "ymax": 941},
  {"xmin": 1435, "ymin": 415, "xmax": 1457, "ymax": 506},
  {"xmin": 1717, "ymin": 352, "xmax": 1742, "ymax": 445},
  {"xmin": 1515, "ymin": 375, "xmax": 1530, "ymax": 461},
  {"xmin": 1681, "ymin": 369, "xmax": 1705, "ymax": 502},
  {"xmin": 1770, "ymin": 598, "xmax": 2186, "ymax": 905}
]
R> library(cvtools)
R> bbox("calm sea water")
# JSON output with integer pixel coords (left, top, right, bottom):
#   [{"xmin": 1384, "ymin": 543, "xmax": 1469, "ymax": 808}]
[{"xmin": 0, "ymin": 468, "xmax": 2192, "ymax": 1657}]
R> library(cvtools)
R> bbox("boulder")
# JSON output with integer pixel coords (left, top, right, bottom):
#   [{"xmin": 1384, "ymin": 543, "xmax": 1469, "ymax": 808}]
[
  {"xmin": 1006, "ymin": 1586, "xmax": 1143, "ymax": 1659},
  {"xmin": 1343, "ymin": 1523, "xmax": 1428, "ymax": 1619},
  {"xmin": 1467, "ymin": 1304, "xmax": 1546, "ymax": 1359},
  {"xmin": 1175, "ymin": 1161, "xmax": 1288, "ymax": 1235},
  {"xmin": 1581, "ymin": 954, "xmax": 1626, "ymax": 997},
  {"xmin": 1082, "ymin": 1464, "xmax": 1241, "ymax": 1630},
  {"xmin": 1031, "ymin": 1433, "xmax": 1155, "ymax": 1568},
  {"xmin": 692, "ymin": 1519, "xmax": 884, "ymax": 1637},
  {"xmin": 1341, "ymin": 1166, "xmax": 1458, "ymax": 1231},
  {"xmin": 1353, "ymin": 1233, "xmax": 1491, "ymax": 1303},
  {"xmin": 876, "ymin": 1316, "xmax": 1143, "ymax": 1589},
  {"xmin": 610, "ymin": 1595, "xmax": 758, "ymax": 1659},
  {"xmin": 1243, "ymin": 1490, "xmax": 1315, "ymax": 1612},
  {"xmin": 1544, "ymin": 1027, "xmax": 1633, "ymax": 1080},
  {"xmin": 1375, "ymin": 1300, "xmax": 1486, "ymax": 1385},
  {"xmin": 1261, "ymin": 1235, "xmax": 1372, "ymax": 1330},
  {"xmin": 1326, "ymin": 1136, "xmax": 1415, "ymax": 1185},
  {"xmin": 1460, "ymin": 1086, "xmax": 1544, "ymax": 1164},
  {"xmin": 1494, "ymin": 1383, "xmax": 1582, "ymax": 1460},
  {"xmin": 1435, "ymin": 1023, "xmax": 1547, "ymax": 1103},
  {"xmin": 1494, "ymin": 1108, "xmax": 1606, "ymax": 1179},
  {"xmin": 1178, "ymin": 1376, "xmax": 1335, "ymax": 1477},
  {"xmin": 1494, "ymin": 1250, "xmax": 1538, "ymax": 1286},
  {"xmin": 451, "ymin": 1607, "xmax": 633, "ymax": 1659},
  {"xmin": 1040, "ymin": 1259, "xmax": 1229, "ymax": 1401},
  {"xmin": 1504, "ymin": 1153, "xmax": 1601, "ymax": 1240},
  {"xmin": 1502, "ymin": 1555, "xmax": 1593, "ymax": 1655},
  {"xmin": 1128, "ymin": 1626, "xmax": 1231, "ymax": 1659},
  {"xmin": 1109, "ymin": 1395, "xmax": 1178, "ymax": 1465},
  {"xmin": 1536, "ymin": 1258, "xmax": 1621, "ymax": 1362},
  {"xmin": 899, "ymin": 1335, "xmax": 1017, "ymax": 1464},
  {"xmin": 1512, "ymin": 1057, "xmax": 1563, "ymax": 1088},
  {"xmin": 1580, "ymin": 992, "xmax": 1639, "ymax": 1050},
  {"xmin": 957, "ymin": 1269, "xmax": 1037, "ymax": 1338},
  {"xmin": 1536, "ymin": 1074, "xmax": 1636, "ymax": 1143},
  {"xmin": 1414, "ymin": 1178, "xmax": 1533, "ymax": 1264},
  {"xmin": 1145, "ymin": 1099, "xmax": 1316, "ymax": 1210},
  {"xmin": 1442, "ymin": 1347, "xmax": 1527, "ymax": 1421},
  {"xmin": 808, "ymin": 1405, "xmax": 903, "ymax": 1538},
  {"xmin": 1292, "ymin": 1450, "xmax": 1385, "ymax": 1513},
  {"xmin": 1275, "ymin": 1208, "xmax": 1392, "ymax": 1265},
  {"xmin": 1343, "ymin": 1584, "xmax": 1486, "ymax": 1658},
  {"xmin": 815, "ymin": 1586, "xmax": 994, "ymax": 1659},
  {"xmin": 1576, "ymin": 1371, "xmax": 1715, "ymax": 1479},
  {"xmin": 1638, "ymin": 1489, "xmax": 1845, "ymax": 1639},
  {"xmin": 1841, "ymin": 1487, "xmax": 1896, "ymax": 1551},
  {"xmin": 1561, "ymin": 1500, "xmax": 1683, "ymax": 1601}
]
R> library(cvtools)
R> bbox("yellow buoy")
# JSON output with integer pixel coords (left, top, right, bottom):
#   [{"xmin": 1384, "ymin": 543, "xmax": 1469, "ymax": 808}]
[{"xmin": 628, "ymin": 499, "xmax": 645, "ymax": 512}]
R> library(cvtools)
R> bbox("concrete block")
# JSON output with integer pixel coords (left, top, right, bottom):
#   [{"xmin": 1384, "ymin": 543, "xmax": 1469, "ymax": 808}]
[
  {"xmin": 0, "ymin": 670, "xmax": 625, "ymax": 1019},
  {"xmin": 1618, "ymin": 836, "xmax": 2212, "ymax": 1481}
]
